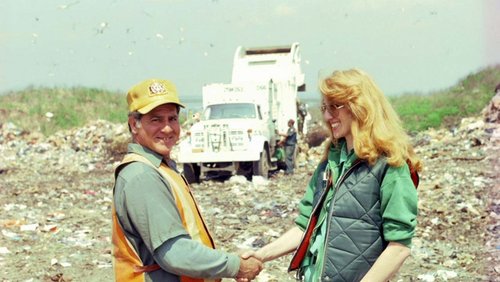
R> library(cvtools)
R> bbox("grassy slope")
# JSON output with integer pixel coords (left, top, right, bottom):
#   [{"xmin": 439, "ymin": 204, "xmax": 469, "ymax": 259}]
[
  {"xmin": 0, "ymin": 86, "xmax": 127, "ymax": 136},
  {"xmin": 391, "ymin": 64, "xmax": 500, "ymax": 132},
  {"xmin": 1, "ymin": 64, "xmax": 499, "ymax": 136}
]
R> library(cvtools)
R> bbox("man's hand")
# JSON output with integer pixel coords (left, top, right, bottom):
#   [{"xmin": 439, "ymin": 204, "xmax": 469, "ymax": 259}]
[
  {"xmin": 239, "ymin": 249, "xmax": 262, "ymax": 261},
  {"xmin": 235, "ymin": 256, "xmax": 263, "ymax": 281}
]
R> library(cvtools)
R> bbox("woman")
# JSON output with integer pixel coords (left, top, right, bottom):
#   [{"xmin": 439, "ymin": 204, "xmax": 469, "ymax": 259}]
[{"xmin": 243, "ymin": 68, "xmax": 421, "ymax": 282}]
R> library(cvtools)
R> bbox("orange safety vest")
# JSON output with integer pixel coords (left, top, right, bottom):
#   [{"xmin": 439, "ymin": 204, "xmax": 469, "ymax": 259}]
[{"xmin": 112, "ymin": 153, "xmax": 220, "ymax": 282}]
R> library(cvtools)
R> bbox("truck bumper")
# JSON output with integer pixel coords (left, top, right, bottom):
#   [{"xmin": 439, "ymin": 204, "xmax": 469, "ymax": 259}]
[{"xmin": 178, "ymin": 149, "xmax": 260, "ymax": 163}]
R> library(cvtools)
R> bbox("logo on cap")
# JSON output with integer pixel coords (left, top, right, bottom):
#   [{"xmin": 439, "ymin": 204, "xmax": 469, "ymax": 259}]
[{"xmin": 149, "ymin": 82, "xmax": 167, "ymax": 95}]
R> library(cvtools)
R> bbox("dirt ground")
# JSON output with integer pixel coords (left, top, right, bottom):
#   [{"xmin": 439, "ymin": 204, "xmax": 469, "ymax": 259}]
[{"xmin": 0, "ymin": 116, "xmax": 498, "ymax": 282}]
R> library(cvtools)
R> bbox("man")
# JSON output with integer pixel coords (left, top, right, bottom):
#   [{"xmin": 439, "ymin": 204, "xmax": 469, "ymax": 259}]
[
  {"xmin": 112, "ymin": 78, "xmax": 262, "ymax": 281},
  {"xmin": 296, "ymin": 100, "xmax": 307, "ymax": 135},
  {"xmin": 277, "ymin": 119, "xmax": 297, "ymax": 175}
]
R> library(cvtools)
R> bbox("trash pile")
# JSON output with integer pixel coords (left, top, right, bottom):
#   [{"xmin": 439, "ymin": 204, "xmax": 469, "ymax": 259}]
[{"xmin": 0, "ymin": 108, "xmax": 498, "ymax": 281}]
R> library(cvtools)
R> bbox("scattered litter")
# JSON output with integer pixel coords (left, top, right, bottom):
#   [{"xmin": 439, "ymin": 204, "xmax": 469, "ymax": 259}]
[
  {"xmin": 0, "ymin": 112, "xmax": 498, "ymax": 280},
  {"xmin": 20, "ymin": 223, "xmax": 39, "ymax": 232},
  {"xmin": 0, "ymin": 247, "xmax": 10, "ymax": 254}
]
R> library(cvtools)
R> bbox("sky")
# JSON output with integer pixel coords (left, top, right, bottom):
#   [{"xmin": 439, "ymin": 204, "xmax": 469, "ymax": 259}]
[{"xmin": 1, "ymin": 0, "xmax": 499, "ymax": 102}]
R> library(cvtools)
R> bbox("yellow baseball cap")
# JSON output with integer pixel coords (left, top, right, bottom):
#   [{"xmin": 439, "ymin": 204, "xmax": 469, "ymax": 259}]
[{"xmin": 127, "ymin": 78, "xmax": 185, "ymax": 114}]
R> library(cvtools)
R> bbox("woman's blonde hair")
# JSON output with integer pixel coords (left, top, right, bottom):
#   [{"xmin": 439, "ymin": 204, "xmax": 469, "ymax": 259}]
[{"xmin": 319, "ymin": 68, "xmax": 422, "ymax": 171}]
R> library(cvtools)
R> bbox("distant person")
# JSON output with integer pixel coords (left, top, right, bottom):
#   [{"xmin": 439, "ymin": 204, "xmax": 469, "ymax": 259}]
[
  {"xmin": 297, "ymin": 100, "xmax": 308, "ymax": 135},
  {"xmin": 243, "ymin": 68, "xmax": 421, "ymax": 282},
  {"xmin": 302, "ymin": 103, "xmax": 312, "ymax": 135},
  {"xmin": 484, "ymin": 82, "xmax": 500, "ymax": 123},
  {"xmin": 277, "ymin": 119, "xmax": 297, "ymax": 174},
  {"xmin": 273, "ymin": 140, "xmax": 285, "ymax": 166},
  {"xmin": 112, "ymin": 78, "xmax": 262, "ymax": 281}
]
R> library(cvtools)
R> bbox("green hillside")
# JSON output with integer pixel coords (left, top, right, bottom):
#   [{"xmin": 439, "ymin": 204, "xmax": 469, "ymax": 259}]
[
  {"xmin": 390, "ymin": 64, "xmax": 500, "ymax": 132},
  {"xmin": 0, "ymin": 87, "xmax": 127, "ymax": 136}
]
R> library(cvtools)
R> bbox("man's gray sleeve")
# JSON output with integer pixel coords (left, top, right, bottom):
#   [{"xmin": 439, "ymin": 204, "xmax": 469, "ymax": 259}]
[{"xmin": 153, "ymin": 236, "xmax": 240, "ymax": 279}]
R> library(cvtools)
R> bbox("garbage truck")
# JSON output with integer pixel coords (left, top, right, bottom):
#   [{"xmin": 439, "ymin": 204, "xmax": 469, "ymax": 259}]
[{"xmin": 178, "ymin": 42, "xmax": 306, "ymax": 183}]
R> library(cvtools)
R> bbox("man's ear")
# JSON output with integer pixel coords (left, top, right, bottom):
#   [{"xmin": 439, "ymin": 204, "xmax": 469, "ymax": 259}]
[{"xmin": 128, "ymin": 116, "xmax": 138, "ymax": 134}]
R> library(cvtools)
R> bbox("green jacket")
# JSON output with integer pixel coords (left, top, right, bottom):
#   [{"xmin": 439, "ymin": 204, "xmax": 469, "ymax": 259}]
[{"xmin": 294, "ymin": 140, "xmax": 418, "ymax": 281}]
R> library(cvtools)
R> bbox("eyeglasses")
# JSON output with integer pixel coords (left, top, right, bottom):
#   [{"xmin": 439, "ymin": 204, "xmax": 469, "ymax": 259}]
[{"xmin": 320, "ymin": 103, "xmax": 345, "ymax": 115}]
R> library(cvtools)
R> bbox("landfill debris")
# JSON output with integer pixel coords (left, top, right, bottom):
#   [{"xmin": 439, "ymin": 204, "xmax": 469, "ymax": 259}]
[
  {"xmin": 0, "ymin": 247, "xmax": 10, "ymax": 254},
  {"xmin": 0, "ymin": 101, "xmax": 499, "ymax": 281}
]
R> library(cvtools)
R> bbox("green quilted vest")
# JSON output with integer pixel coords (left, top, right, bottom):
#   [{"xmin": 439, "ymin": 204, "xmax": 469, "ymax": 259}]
[{"xmin": 316, "ymin": 158, "xmax": 388, "ymax": 281}]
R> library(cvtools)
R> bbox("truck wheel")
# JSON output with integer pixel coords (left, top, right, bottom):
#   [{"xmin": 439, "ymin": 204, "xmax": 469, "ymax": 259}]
[
  {"xmin": 183, "ymin": 163, "xmax": 200, "ymax": 184},
  {"xmin": 253, "ymin": 149, "xmax": 269, "ymax": 179},
  {"xmin": 237, "ymin": 162, "xmax": 253, "ymax": 180}
]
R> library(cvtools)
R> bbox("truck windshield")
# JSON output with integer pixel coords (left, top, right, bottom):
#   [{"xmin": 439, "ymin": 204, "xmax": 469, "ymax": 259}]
[{"xmin": 204, "ymin": 103, "xmax": 256, "ymax": 120}]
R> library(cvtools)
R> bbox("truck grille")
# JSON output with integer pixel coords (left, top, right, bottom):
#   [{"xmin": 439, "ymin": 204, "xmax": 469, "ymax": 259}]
[{"xmin": 191, "ymin": 124, "xmax": 248, "ymax": 152}]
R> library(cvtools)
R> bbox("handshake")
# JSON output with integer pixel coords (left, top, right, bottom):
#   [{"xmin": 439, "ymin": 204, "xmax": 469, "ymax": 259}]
[
  {"xmin": 235, "ymin": 249, "xmax": 265, "ymax": 282},
  {"xmin": 232, "ymin": 227, "xmax": 301, "ymax": 281}
]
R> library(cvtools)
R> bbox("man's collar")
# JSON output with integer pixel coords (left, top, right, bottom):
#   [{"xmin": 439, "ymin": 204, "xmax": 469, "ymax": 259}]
[{"xmin": 127, "ymin": 143, "xmax": 163, "ymax": 167}]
